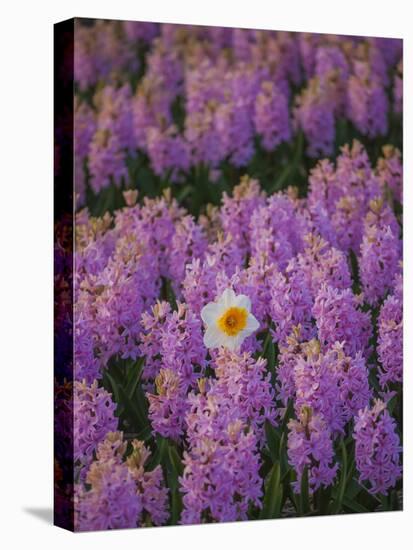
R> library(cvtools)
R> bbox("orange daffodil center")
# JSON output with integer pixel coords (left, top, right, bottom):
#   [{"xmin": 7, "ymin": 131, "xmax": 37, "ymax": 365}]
[
  {"xmin": 201, "ymin": 289, "xmax": 260, "ymax": 351},
  {"xmin": 217, "ymin": 306, "xmax": 248, "ymax": 336}
]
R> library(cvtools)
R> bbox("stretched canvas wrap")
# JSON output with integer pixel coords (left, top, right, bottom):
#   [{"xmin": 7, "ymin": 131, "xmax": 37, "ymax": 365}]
[{"xmin": 54, "ymin": 18, "xmax": 403, "ymax": 532}]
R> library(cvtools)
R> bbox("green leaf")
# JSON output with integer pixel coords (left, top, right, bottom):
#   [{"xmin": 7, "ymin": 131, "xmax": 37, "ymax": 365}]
[
  {"xmin": 118, "ymin": 384, "xmax": 147, "ymax": 431},
  {"xmin": 368, "ymin": 369, "xmax": 382, "ymax": 394},
  {"xmin": 299, "ymin": 466, "xmax": 310, "ymax": 516},
  {"xmin": 315, "ymin": 485, "xmax": 332, "ymax": 515},
  {"xmin": 176, "ymin": 184, "xmax": 193, "ymax": 203},
  {"xmin": 265, "ymin": 420, "xmax": 280, "ymax": 462},
  {"xmin": 380, "ymin": 494, "xmax": 390, "ymax": 511},
  {"xmin": 345, "ymin": 478, "xmax": 363, "ymax": 500},
  {"xmin": 342, "ymin": 497, "xmax": 369, "ymax": 514},
  {"xmin": 104, "ymin": 370, "xmax": 125, "ymax": 416},
  {"xmin": 146, "ymin": 436, "xmax": 168, "ymax": 471},
  {"xmin": 345, "ymin": 458, "xmax": 356, "ymax": 488},
  {"xmin": 167, "ymin": 446, "xmax": 184, "ymax": 525},
  {"xmin": 349, "ymin": 249, "xmax": 360, "ymax": 288},
  {"xmin": 281, "ymin": 399, "xmax": 294, "ymax": 433},
  {"xmin": 261, "ymin": 330, "xmax": 272, "ymax": 357},
  {"xmin": 161, "ymin": 277, "xmax": 178, "ymax": 311},
  {"xmin": 286, "ymin": 480, "xmax": 298, "ymax": 513},
  {"xmin": 332, "ymin": 440, "xmax": 348, "ymax": 514},
  {"xmin": 168, "ymin": 445, "xmax": 184, "ymax": 479},
  {"xmin": 169, "ymin": 487, "xmax": 183, "ymax": 525},
  {"xmin": 268, "ymin": 164, "xmax": 292, "ymax": 194},
  {"xmin": 264, "ymin": 339, "xmax": 277, "ymax": 384},
  {"xmin": 260, "ymin": 462, "xmax": 283, "ymax": 519},
  {"xmin": 279, "ymin": 432, "xmax": 290, "ymax": 479},
  {"xmin": 125, "ymin": 356, "xmax": 145, "ymax": 399},
  {"xmin": 389, "ymin": 490, "xmax": 399, "ymax": 511},
  {"xmin": 135, "ymin": 425, "xmax": 152, "ymax": 442},
  {"xmin": 386, "ymin": 394, "xmax": 398, "ymax": 416},
  {"xmin": 134, "ymin": 383, "xmax": 149, "ymax": 420}
]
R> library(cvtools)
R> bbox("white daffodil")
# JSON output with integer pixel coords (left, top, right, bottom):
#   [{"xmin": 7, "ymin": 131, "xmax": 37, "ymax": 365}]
[{"xmin": 200, "ymin": 288, "xmax": 260, "ymax": 351}]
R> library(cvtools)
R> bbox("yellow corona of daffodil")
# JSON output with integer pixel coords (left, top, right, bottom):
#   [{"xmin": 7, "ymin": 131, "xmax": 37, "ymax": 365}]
[{"xmin": 200, "ymin": 288, "xmax": 260, "ymax": 351}]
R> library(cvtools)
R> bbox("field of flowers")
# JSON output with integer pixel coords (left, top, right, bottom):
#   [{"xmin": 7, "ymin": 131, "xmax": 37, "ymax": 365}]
[{"xmin": 54, "ymin": 19, "xmax": 403, "ymax": 531}]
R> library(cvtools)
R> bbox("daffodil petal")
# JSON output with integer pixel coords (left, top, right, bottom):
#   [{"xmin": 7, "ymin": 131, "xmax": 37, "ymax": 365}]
[
  {"xmin": 227, "ymin": 333, "xmax": 245, "ymax": 351},
  {"xmin": 225, "ymin": 337, "xmax": 238, "ymax": 351},
  {"xmin": 203, "ymin": 326, "xmax": 224, "ymax": 349},
  {"xmin": 201, "ymin": 290, "xmax": 258, "ymax": 351},
  {"xmin": 245, "ymin": 313, "xmax": 260, "ymax": 333},
  {"xmin": 200, "ymin": 302, "xmax": 221, "ymax": 326},
  {"xmin": 234, "ymin": 294, "xmax": 251, "ymax": 312},
  {"xmin": 220, "ymin": 288, "xmax": 236, "ymax": 309}
]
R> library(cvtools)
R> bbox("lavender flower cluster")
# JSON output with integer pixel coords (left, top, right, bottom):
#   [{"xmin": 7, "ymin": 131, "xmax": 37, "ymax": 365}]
[{"xmin": 54, "ymin": 20, "xmax": 403, "ymax": 531}]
